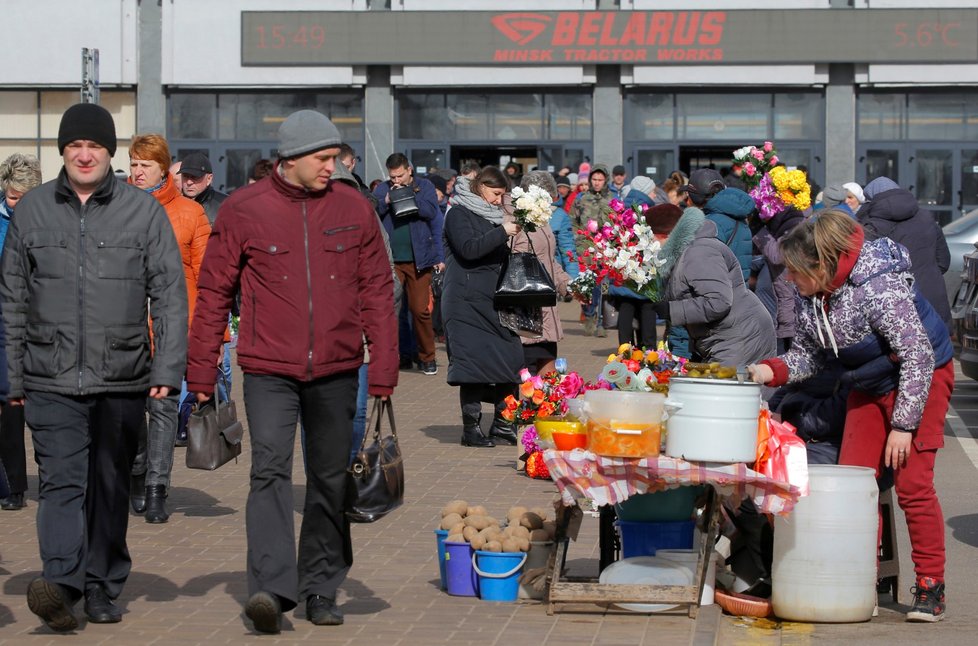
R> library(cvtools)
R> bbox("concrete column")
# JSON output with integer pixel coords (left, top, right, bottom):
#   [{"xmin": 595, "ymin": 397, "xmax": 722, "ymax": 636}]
[
  {"xmin": 136, "ymin": 0, "xmax": 165, "ymax": 134},
  {"xmin": 824, "ymin": 63, "xmax": 856, "ymax": 187},
  {"xmin": 364, "ymin": 65, "xmax": 394, "ymax": 184},
  {"xmin": 593, "ymin": 65, "xmax": 623, "ymax": 168}
]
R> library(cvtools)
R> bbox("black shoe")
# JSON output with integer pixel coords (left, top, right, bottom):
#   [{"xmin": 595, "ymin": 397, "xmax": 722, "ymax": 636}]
[
  {"xmin": 489, "ymin": 417, "xmax": 518, "ymax": 445},
  {"xmin": 306, "ymin": 595, "xmax": 343, "ymax": 626},
  {"xmin": 907, "ymin": 576, "xmax": 945, "ymax": 622},
  {"xmin": 461, "ymin": 413, "xmax": 494, "ymax": 447},
  {"xmin": 27, "ymin": 577, "xmax": 78, "ymax": 632},
  {"xmin": 130, "ymin": 474, "xmax": 146, "ymax": 514},
  {"xmin": 0, "ymin": 492, "xmax": 26, "ymax": 510},
  {"xmin": 144, "ymin": 485, "xmax": 169, "ymax": 524},
  {"xmin": 245, "ymin": 591, "xmax": 282, "ymax": 634},
  {"xmin": 84, "ymin": 585, "xmax": 121, "ymax": 624},
  {"xmin": 399, "ymin": 354, "xmax": 416, "ymax": 370},
  {"xmin": 420, "ymin": 360, "xmax": 438, "ymax": 376},
  {"xmin": 174, "ymin": 428, "xmax": 188, "ymax": 447}
]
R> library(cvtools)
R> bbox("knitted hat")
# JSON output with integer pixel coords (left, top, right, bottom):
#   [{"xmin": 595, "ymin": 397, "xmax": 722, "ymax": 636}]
[
  {"xmin": 629, "ymin": 175, "xmax": 656, "ymax": 197},
  {"xmin": 554, "ymin": 175, "xmax": 571, "ymax": 188},
  {"xmin": 427, "ymin": 174, "xmax": 448, "ymax": 195},
  {"xmin": 842, "ymin": 182, "xmax": 865, "ymax": 204},
  {"xmin": 278, "ymin": 110, "xmax": 342, "ymax": 159},
  {"xmin": 863, "ymin": 177, "xmax": 899, "ymax": 201},
  {"xmin": 821, "ymin": 184, "xmax": 847, "ymax": 208},
  {"xmin": 646, "ymin": 204, "xmax": 684, "ymax": 237},
  {"xmin": 58, "ymin": 103, "xmax": 117, "ymax": 156}
]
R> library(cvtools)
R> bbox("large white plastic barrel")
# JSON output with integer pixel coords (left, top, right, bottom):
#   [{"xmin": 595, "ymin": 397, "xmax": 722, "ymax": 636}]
[{"xmin": 772, "ymin": 465, "xmax": 878, "ymax": 622}]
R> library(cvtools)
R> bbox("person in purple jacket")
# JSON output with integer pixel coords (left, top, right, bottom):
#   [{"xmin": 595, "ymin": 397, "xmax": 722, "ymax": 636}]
[{"xmin": 749, "ymin": 209, "xmax": 953, "ymax": 623}]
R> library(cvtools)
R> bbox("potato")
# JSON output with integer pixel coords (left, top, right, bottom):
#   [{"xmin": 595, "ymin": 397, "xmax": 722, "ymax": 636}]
[
  {"xmin": 462, "ymin": 526, "xmax": 480, "ymax": 541},
  {"xmin": 446, "ymin": 533, "xmax": 465, "ymax": 543},
  {"xmin": 485, "ymin": 540, "xmax": 503, "ymax": 553},
  {"xmin": 507, "ymin": 506, "xmax": 528, "ymax": 522},
  {"xmin": 510, "ymin": 525, "xmax": 531, "ymax": 540},
  {"xmin": 463, "ymin": 515, "xmax": 490, "ymax": 530},
  {"xmin": 530, "ymin": 507, "xmax": 551, "ymax": 521},
  {"xmin": 450, "ymin": 522, "xmax": 466, "ymax": 536},
  {"xmin": 482, "ymin": 528, "xmax": 503, "ymax": 543},
  {"xmin": 501, "ymin": 538, "xmax": 521, "ymax": 553},
  {"xmin": 485, "ymin": 517, "xmax": 500, "ymax": 528},
  {"xmin": 440, "ymin": 513, "xmax": 463, "ymax": 530},
  {"xmin": 466, "ymin": 504, "xmax": 488, "ymax": 518},
  {"xmin": 441, "ymin": 500, "xmax": 469, "ymax": 518},
  {"xmin": 469, "ymin": 534, "xmax": 487, "ymax": 550},
  {"xmin": 542, "ymin": 520, "xmax": 557, "ymax": 540},
  {"xmin": 529, "ymin": 529, "xmax": 550, "ymax": 543},
  {"xmin": 517, "ymin": 537, "xmax": 531, "ymax": 552},
  {"xmin": 519, "ymin": 512, "xmax": 544, "ymax": 531}
]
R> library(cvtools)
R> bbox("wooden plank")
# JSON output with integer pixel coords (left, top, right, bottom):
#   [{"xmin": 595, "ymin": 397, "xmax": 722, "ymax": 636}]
[{"xmin": 549, "ymin": 582, "xmax": 699, "ymax": 604}]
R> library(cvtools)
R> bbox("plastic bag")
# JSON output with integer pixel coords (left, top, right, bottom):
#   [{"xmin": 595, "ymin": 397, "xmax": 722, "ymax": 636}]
[{"xmin": 755, "ymin": 411, "xmax": 809, "ymax": 496}]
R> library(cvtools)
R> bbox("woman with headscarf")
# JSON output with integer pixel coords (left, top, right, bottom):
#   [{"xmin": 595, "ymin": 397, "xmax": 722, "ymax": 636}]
[
  {"xmin": 442, "ymin": 167, "xmax": 524, "ymax": 448},
  {"xmin": 508, "ymin": 171, "xmax": 572, "ymax": 379}
]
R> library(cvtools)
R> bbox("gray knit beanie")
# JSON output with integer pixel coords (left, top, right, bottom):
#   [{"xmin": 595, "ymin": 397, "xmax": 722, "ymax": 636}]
[
  {"xmin": 277, "ymin": 110, "xmax": 342, "ymax": 159},
  {"xmin": 629, "ymin": 175, "xmax": 656, "ymax": 197}
]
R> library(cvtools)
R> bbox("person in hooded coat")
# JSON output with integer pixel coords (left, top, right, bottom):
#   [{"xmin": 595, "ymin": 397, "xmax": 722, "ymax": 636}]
[
  {"xmin": 442, "ymin": 167, "xmax": 524, "ymax": 448},
  {"xmin": 663, "ymin": 218, "xmax": 776, "ymax": 367},
  {"xmin": 752, "ymin": 206, "xmax": 806, "ymax": 353},
  {"xmin": 857, "ymin": 177, "xmax": 952, "ymax": 332}
]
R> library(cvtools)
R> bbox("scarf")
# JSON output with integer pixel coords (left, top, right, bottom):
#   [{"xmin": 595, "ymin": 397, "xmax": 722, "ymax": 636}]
[{"xmin": 449, "ymin": 177, "xmax": 504, "ymax": 225}]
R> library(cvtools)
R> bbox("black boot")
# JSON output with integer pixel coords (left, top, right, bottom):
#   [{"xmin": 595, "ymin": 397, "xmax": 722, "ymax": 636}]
[
  {"xmin": 461, "ymin": 412, "xmax": 494, "ymax": 447},
  {"xmin": 144, "ymin": 485, "xmax": 169, "ymax": 524},
  {"xmin": 130, "ymin": 473, "xmax": 146, "ymax": 514},
  {"xmin": 489, "ymin": 416, "xmax": 518, "ymax": 445}
]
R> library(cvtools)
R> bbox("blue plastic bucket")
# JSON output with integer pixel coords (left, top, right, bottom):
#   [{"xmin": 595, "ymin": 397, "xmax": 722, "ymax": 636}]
[
  {"xmin": 434, "ymin": 529, "xmax": 449, "ymax": 590},
  {"xmin": 472, "ymin": 551, "xmax": 528, "ymax": 602},
  {"xmin": 444, "ymin": 541, "xmax": 478, "ymax": 597},
  {"xmin": 617, "ymin": 519, "xmax": 695, "ymax": 558}
]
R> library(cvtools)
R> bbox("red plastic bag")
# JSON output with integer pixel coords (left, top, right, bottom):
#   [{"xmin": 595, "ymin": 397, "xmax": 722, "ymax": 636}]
[{"xmin": 762, "ymin": 416, "xmax": 809, "ymax": 495}]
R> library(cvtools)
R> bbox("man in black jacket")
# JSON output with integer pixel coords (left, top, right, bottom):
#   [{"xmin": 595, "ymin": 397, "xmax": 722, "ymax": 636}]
[
  {"xmin": 0, "ymin": 103, "xmax": 187, "ymax": 632},
  {"xmin": 179, "ymin": 151, "xmax": 227, "ymax": 225}
]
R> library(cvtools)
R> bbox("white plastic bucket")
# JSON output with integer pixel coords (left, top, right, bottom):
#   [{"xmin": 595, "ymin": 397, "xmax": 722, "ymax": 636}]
[
  {"xmin": 664, "ymin": 377, "xmax": 761, "ymax": 463},
  {"xmin": 772, "ymin": 465, "xmax": 878, "ymax": 622}
]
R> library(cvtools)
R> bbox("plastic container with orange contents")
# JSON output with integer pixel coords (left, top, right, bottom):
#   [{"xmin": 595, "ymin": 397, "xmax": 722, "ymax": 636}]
[{"xmin": 586, "ymin": 419, "xmax": 662, "ymax": 458}]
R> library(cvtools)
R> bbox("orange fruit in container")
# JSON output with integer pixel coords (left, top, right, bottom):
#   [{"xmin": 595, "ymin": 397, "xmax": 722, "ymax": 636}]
[{"xmin": 552, "ymin": 431, "xmax": 588, "ymax": 451}]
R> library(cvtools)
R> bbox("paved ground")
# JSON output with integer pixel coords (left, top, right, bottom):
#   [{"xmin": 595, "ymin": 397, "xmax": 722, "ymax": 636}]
[{"xmin": 1, "ymin": 301, "xmax": 977, "ymax": 645}]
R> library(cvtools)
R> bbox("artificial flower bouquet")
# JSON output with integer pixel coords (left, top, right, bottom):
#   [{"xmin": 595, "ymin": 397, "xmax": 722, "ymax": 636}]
[
  {"xmin": 575, "ymin": 198, "xmax": 665, "ymax": 301},
  {"xmin": 568, "ymin": 267, "xmax": 598, "ymax": 303},
  {"xmin": 501, "ymin": 363, "xmax": 586, "ymax": 424},
  {"xmin": 510, "ymin": 183, "xmax": 553, "ymax": 232},
  {"xmin": 589, "ymin": 342, "xmax": 688, "ymax": 394},
  {"xmin": 732, "ymin": 141, "xmax": 780, "ymax": 191}
]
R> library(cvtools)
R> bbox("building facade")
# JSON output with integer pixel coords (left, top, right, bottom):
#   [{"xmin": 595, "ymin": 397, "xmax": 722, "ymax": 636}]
[{"xmin": 2, "ymin": 0, "xmax": 977, "ymax": 222}]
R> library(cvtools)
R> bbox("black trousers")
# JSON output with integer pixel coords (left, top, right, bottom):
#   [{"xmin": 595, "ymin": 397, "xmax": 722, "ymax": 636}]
[
  {"xmin": 616, "ymin": 297, "xmax": 658, "ymax": 349},
  {"xmin": 25, "ymin": 390, "xmax": 144, "ymax": 599},
  {"xmin": 0, "ymin": 404, "xmax": 27, "ymax": 494},
  {"xmin": 242, "ymin": 371, "xmax": 358, "ymax": 611},
  {"xmin": 459, "ymin": 383, "xmax": 518, "ymax": 420}
]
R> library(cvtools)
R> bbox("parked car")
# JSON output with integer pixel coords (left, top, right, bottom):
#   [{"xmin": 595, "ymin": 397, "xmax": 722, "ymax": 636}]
[
  {"xmin": 943, "ymin": 208, "xmax": 978, "ymax": 310},
  {"xmin": 948, "ymin": 210, "xmax": 978, "ymax": 381}
]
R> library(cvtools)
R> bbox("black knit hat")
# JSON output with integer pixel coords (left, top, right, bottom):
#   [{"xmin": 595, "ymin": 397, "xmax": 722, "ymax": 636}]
[{"xmin": 58, "ymin": 103, "xmax": 117, "ymax": 156}]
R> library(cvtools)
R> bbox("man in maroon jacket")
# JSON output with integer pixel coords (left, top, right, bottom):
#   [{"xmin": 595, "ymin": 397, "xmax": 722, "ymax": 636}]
[{"xmin": 186, "ymin": 110, "xmax": 397, "ymax": 633}]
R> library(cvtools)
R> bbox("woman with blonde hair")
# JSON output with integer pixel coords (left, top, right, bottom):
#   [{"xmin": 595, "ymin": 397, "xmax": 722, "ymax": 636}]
[
  {"xmin": 0, "ymin": 153, "xmax": 42, "ymax": 511},
  {"xmin": 748, "ymin": 209, "xmax": 953, "ymax": 623}
]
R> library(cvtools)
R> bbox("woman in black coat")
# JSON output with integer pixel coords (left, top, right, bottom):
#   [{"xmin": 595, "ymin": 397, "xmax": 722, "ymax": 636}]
[{"xmin": 442, "ymin": 167, "xmax": 524, "ymax": 447}]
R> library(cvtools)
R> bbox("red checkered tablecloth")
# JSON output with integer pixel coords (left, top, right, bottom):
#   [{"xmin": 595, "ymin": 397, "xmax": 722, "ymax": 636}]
[{"xmin": 543, "ymin": 449, "xmax": 803, "ymax": 515}]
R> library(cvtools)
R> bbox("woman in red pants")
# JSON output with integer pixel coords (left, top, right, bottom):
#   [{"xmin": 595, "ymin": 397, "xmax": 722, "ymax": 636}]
[{"xmin": 748, "ymin": 209, "xmax": 953, "ymax": 623}]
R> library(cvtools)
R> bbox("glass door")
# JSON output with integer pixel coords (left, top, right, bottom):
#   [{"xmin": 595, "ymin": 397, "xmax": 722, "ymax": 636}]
[
  {"xmin": 632, "ymin": 148, "xmax": 676, "ymax": 185},
  {"xmin": 858, "ymin": 147, "xmax": 900, "ymax": 187},
  {"xmin": 910, "ymin": 147, "xmax": 954, "ymax": 225},
  {"xmin": 960, "ymin": 149, "xmax": 978, "ymax": 216},
  {"xmin": 218, "ymin": 145, "xmax": 277, "ymax": 194}
]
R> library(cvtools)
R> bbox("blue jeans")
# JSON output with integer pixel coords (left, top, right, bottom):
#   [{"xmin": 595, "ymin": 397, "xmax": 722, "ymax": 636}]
[
  {"xmin": 351, "ymin": 363, "xmax": 369, "ymax": 463},
  {"xmin": 583, "ymin": 285, "xmax": 602, "ymax": 320},
  {"xmin": 217, "ymin": 344, "xmax": 232, "ymax": 401}
]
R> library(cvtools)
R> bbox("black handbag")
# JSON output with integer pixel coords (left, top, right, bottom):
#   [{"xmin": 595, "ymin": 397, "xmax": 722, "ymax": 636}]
[
  {"xmin": 389, "ymin": 185, "xmax": 420, "ymax": 218},
  {"xmin": 346, "ymin": 397, "xmax": 404, "ymax": 523},
  {"xmin": 493, "ymin": 235, "xmax": 558, "ymax": 308},
  {"xmin": 186, "ymin": 376, "xmax": 244, "ymax": 470}
]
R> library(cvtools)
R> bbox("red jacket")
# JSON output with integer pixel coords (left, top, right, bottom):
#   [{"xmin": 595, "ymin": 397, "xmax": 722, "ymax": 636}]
[{"xmin": 186, "ymin": 168, "xmax": 398, "ymax": 396}]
